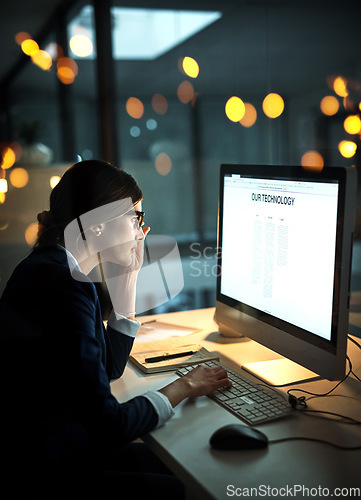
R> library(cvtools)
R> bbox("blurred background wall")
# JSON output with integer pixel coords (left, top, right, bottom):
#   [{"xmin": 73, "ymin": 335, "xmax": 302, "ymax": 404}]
[{"xmin": 0, "ymin": 0, "xmax": 360, "ymax": 326}]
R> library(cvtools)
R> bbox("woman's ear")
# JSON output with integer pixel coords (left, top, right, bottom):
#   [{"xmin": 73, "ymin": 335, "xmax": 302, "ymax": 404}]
[{"xmin": 89, "ymin": 224, "xmax": 105, "ymax": 237}]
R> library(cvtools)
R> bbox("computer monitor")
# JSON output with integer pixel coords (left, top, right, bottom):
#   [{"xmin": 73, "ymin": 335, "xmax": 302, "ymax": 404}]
[{"xmin": 215, "ymin": 164, "xmax": 357, "ymax": 385}]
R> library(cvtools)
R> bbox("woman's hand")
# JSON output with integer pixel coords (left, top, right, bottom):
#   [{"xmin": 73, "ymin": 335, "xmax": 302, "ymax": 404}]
[
  {"xmin": 131, "ymin": 226, "xmax": 150, "ymax": 272},
  {"xmin": 159, "ymin": 365, "xmax": 232, "ymax": 408},
  {"xmin": 104, "ymin": 226, "xmax": 150, "ymax": 317}
]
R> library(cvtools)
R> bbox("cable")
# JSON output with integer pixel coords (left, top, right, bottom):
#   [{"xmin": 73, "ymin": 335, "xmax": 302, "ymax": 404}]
[
  {"xmin": 264, "ymin": 339, "xmax": 361, "ymax": 445},
  {"xmin": 258, "ymin": 342, "xmax": 361, "ymax": 423},
  {"xmin": 269, "ymin": 436, "xmax": 361, "ymax": 451},
  {"xmin": 285, "ymin": 355, "xmax": 361, "ymax": 423},
  {"xmin": 287, "ymin": 355, "xmax": 353, "ymax": 401},
  {"xmin": 297, "ymin": 408, "xmax": 361, "ymax": 425},
  {"xmin": 347, "ymin": 335, "xmax": 361, "ymax": 381},
  {"xmin": 348, "ymin": 335, "xmax": 361, "ymax": 351}
]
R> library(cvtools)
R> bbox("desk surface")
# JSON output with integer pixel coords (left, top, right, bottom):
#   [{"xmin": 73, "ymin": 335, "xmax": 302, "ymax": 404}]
[{"xmin": 111, "ymin": 308, "xmax": 361, "ymax": 499}]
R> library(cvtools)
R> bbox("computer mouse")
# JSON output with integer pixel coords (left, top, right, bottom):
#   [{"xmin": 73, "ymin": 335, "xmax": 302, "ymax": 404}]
[{"xmin": 210, "ymin": 424, "xmax": 269, "ymax": 450}]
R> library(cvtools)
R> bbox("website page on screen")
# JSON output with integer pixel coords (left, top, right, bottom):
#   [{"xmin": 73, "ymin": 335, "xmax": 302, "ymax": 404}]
[{"xmin": 220, "ymin": 174, "xmax": 339, "ymax": 340}]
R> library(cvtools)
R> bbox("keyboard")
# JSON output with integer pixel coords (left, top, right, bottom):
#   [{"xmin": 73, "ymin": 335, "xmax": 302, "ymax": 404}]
[{"xmin": 176, "ymin": 360, "xmax": 292, "ymax": 425}]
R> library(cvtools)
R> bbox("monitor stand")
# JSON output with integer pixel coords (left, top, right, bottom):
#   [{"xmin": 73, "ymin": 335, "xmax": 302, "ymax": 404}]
[{"xmin": 242, "ymin": 358, "xmax": 320, "ymax": 386}]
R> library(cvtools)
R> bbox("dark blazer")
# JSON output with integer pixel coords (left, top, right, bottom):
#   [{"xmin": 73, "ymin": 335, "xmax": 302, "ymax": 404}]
[{"xmin": 0, "ymin": 244, "xmax": 157, "ymax": 468}]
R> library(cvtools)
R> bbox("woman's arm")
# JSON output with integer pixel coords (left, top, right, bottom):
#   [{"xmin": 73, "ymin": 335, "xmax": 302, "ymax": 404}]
[{"xmin": 159, "ymin": 364, "xmax": 231, "ymax": 407}]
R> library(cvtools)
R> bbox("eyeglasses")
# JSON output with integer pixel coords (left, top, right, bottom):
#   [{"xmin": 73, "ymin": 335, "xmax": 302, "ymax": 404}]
[{"xmin": 135, "ymin": 211, "xmax": 145, "ymax": 230}]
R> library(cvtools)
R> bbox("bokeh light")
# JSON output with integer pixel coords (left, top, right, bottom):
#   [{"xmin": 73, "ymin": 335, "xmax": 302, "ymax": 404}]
[
  {"xmin": 338, "ymin": 140, "xmax": 357, "ymax": 158},
  {"xmin": 177, "ymin": 81, "xmax": 194, "ymax": 103},
  {"xmin": 320, "ymin": 96, "xmax": 339, "ymax": 116},
  {"xmin": 262, "ymin": 93, "xmax": 284, "ymax": 119},
  {"xmin": 182, "ymin": 57, "xmax": 199, "ymax": 78},
  {"xmin": 70, "ymin": 34, "xmax": 93, "ymax": 58},
  {"xmin": 15, "ymin": 32, "xmax": 31, "ymax": 45},
  {"xmin": 0, "ymin": 193, "xmax": 5, "ymax": 204},
  {"xmin": 9, "ymin": 168, "xmax": 29, "ymax": 188},
  {"xmin": 1, "ymin": 146, "xmax": 16, "ymax": 169},
  {"xmin": 25, "ymin": 223, "xmax": 39, "ymax": 246},
  {"xmin": 151, "ymin": 94, "xmax": 168, "ymax": 115},
  {"xmin": 146, "ymin": 119, "xmax": 157, "ymax": 131},
  {"xmin": 21, "ymin": 39, "xmax": 39, "ymax": 56},
  {"xmin": 130, "ymin": 126, "xmax": 141, "ymax": 137},
  {"xmin": 57, "ymin": 57, "xmax": 78, "ymax": 84},
  {"xmin": 126, "ymin": 97, "xmax": 144, "ymax": 119},
  {"xmin": 0, "ymin": 179, "xmax": 8, "ymax": 193},
  {"xmin": 31, "ymin": 50, "xmax": 52, "ymax": 71},
  {"xmin": 239, "ymin": 103, "xmax": 257, "ymax": 128},
  {"xmin": 44, "ymin": 42, "xmax": 63, "ymax": 60},
  {"xmin": 343, "ymin": 115, "xmax": 361, "ymax": 135},
  {"xmin": 301, "ymin": 151, "xmax": 324, "ymax": 171},
  {"xmin": 50, "ymin": 176, "xmax": 61, "ymax": 189},
  {"xmin": 225, "ymin": 96, "xmax": 245, "ymax": 122},
  {"xmin": 155, "ymin": 153, "xmax": 172, "ymax": 176},
  {"xmin": 333, "ymin": 76, "xmax": 348, "ymax": 97}
]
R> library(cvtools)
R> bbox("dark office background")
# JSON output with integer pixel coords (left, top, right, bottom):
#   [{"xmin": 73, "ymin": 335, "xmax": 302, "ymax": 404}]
[{"xmin": 0, "ymin": 0, "xmax": 360, "ymax": 323}]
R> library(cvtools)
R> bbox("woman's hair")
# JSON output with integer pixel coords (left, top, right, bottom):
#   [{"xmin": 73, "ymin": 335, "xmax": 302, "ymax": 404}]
[{"xmin": 36, "ymin": 160, "xmax": 143, "ymax": 246}]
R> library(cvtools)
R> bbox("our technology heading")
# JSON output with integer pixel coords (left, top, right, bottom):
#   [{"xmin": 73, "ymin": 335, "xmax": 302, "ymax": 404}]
[{"xmin": 251, "ymin": 193, "xmax": 295, "ymax": 205}]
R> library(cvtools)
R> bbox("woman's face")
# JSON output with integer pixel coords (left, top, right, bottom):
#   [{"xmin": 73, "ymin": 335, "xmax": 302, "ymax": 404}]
[{"xmin": 96, "ymin": 201, "xmax": 145, "ymax": 268}]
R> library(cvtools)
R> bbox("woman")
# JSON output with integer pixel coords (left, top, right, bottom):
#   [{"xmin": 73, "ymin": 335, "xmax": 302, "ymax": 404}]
[{"xmin": 0, "ymin": 160, "xmax": 230, "ymax": 499}]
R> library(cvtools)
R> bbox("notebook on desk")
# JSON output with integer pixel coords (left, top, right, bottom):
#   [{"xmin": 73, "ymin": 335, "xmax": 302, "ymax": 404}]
[{"xmin": 130, "ymin": 337, "xmax": 219, "ymax": 373}]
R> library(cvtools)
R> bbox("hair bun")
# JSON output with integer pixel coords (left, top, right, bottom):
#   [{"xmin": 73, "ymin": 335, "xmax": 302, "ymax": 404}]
[{"xmin": 37, "ymin": 210, "xmax": 54, "ymax": 229}]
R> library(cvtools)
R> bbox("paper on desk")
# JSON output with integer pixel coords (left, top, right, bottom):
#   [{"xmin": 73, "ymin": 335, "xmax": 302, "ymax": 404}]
[
  {"xmin": 135, "ymin": 320, "xmax": 199, "ymax": 343},
  {"xmin": 130, "ymin": 343, "xmax": 219, "ymax": 373}
]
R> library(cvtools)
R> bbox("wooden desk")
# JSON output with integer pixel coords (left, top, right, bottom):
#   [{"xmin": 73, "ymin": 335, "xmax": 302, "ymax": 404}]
[{"xmin": 111, "ymin": 308, "xmax": 361, "ymax": 500}]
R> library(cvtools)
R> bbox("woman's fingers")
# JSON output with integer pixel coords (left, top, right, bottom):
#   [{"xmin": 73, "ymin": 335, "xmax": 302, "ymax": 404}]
[{"xmin": 183, "ymin": 364, "xmax": 232, "ymax": 397}]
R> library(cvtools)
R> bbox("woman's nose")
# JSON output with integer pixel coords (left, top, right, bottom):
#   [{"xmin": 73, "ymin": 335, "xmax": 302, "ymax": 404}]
[{"xmin": 135, "ymin": 227, "xmax": 145, "ymax": 240}]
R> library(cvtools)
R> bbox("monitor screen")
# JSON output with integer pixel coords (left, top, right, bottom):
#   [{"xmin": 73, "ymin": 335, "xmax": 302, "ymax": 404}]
[{"xmin": 215, "ymin": 164, "xmax": 357, "ymax": 383}]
